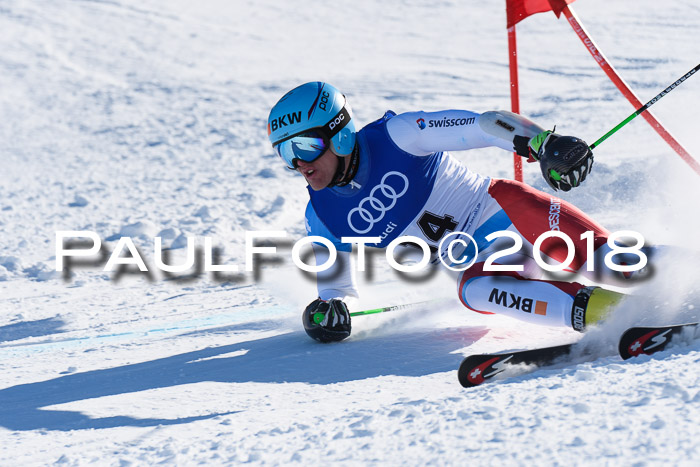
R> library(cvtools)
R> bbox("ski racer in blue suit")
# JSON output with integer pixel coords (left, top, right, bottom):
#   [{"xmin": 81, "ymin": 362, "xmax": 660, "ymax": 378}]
[{"xmin": 268, "ymin": 82, "xmax": 634, "ymax": 343}]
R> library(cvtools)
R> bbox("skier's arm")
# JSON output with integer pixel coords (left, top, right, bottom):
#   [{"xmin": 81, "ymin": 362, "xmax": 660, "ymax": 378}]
[
  {"xmin": 305, "ymin": 203, "xmax": 359, "ymax": 303},
  {"xmin": 302, "ymin": 204, "xmax": 356, "ymax": 343},
  {"xmin": 387, "ymin": 109, "xmax": 595, "ymax": 191},
  {"xmin": 386, "ymin": 109, "xmax": 545, "ymax": 156},
  {"xmin": 312, "ymin": 246, "xmax": 359, "ymax": 302}
]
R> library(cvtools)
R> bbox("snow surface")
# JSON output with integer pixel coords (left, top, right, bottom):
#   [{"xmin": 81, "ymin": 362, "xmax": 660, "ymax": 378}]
[{"xmin": 2, "ymin": 0, "xmax": 700, "ymax": 464}]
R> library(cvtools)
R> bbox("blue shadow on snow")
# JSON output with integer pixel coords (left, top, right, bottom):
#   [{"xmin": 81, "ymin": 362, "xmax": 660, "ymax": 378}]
[
  {"xmin": 0, "ymin": 317, "xmax": 66, "ymax": 344},
  {"xmin": 0, "ymin": 325, "xmax": 488, "ymax": 431}
]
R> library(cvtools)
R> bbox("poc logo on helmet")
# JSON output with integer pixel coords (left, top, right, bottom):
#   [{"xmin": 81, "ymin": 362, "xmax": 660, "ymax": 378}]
[
  {"xmin": 319, "ymin": 90, "xmax": 330, "ymax": 111},
  {"xmin": 329, "ymin": 113, "xmax": 345, "ymax": 131}
]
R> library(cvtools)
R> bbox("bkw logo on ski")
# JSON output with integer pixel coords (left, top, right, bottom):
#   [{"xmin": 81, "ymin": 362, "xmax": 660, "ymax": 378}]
[{"xmin": 347, "ymin": 171, "xmax": 409, "ymax": 234}]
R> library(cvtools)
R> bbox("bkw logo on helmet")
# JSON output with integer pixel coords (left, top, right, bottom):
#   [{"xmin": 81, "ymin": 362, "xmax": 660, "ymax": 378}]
[{"xmin": 269, "ymin": 112, "xmax": 302, "ymax": 132}]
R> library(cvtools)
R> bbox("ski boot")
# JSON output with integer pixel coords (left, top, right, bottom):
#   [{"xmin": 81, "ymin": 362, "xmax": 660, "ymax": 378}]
[{"xmin": 571, "ymin": 286, "xmax": 624, "ymax": 332}]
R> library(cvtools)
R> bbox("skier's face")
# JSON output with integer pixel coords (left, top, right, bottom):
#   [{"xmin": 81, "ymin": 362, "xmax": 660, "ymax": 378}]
[{"xmin": 296, "ymin": 149, "xmax": 339, "ymax": 191}]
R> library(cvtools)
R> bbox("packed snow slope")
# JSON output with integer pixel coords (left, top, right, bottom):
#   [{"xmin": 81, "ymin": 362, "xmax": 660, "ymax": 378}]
[{"xmin": 1, "ymin": 0, "xmax": 700, "ymax": 464}]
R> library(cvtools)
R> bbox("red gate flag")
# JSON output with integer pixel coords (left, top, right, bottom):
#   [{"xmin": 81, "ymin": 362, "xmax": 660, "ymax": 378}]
[{"xmin": 506, "ymin": 0, "xmax": 576, "ymax": 28}]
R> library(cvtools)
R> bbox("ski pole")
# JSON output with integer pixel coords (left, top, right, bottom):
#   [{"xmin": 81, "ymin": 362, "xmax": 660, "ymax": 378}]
[
  {"xmin": 589, "ymin": 63, "xmax": 700, "ymax": 150},
  {"xmin": 350, "ymin": 299, "xmax": 440, "ymax": 317}
]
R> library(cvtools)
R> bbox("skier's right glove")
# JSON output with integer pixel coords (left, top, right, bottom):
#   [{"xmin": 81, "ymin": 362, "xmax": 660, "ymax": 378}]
[
  {"xmin": 302, "ymin": 298, "xmax": 352, "ymax": 343},
  {"xmin": 528, "ymin": 130, "xmax": 594, "ymax": 192}
]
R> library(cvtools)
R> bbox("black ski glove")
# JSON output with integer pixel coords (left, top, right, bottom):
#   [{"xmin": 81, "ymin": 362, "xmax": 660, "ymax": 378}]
[
  {"xmin": 531, "ymin": 130, "xmax": 594, "ymax": 191},
  {"xmin": 302, "ymin": 298, "xmax": 352, "ymax": 343},
  {"xmin": 515, "ymin": 130, "xmax": 594, "ymax": 191}
]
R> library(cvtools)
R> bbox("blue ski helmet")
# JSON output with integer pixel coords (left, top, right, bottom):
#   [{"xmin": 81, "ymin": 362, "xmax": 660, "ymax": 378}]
[{"xmin": 268, "ymin": 82, "xmax": 356, "ymax": 168}]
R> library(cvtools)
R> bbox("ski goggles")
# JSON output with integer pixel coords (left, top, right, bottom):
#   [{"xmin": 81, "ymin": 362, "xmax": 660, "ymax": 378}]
[
  {"xmin": 272, "ymin": 106, "xmax": 351, "ymax": 169},
  {"xmin": 274, "ymin": 131, "xmax": 329, "ymax": 169}
]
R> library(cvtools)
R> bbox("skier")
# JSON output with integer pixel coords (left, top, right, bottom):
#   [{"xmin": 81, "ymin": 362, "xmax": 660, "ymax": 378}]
[{"xmin": 267, "ymin": 81, "xmax": 641, "ymax": 343}]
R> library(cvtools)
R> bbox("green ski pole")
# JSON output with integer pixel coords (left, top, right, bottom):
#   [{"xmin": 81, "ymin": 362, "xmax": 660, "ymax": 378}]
[
  {"xmin": 349, "ymin": 300, "xmax": 437, "ymax": 317},
  {"xmin": 312, "ymin": 299, "xmax": 444, "ymax": 325},
  {"xmin": 589, "ymin": 63, "xmax": 700, "ymax": 150}
]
